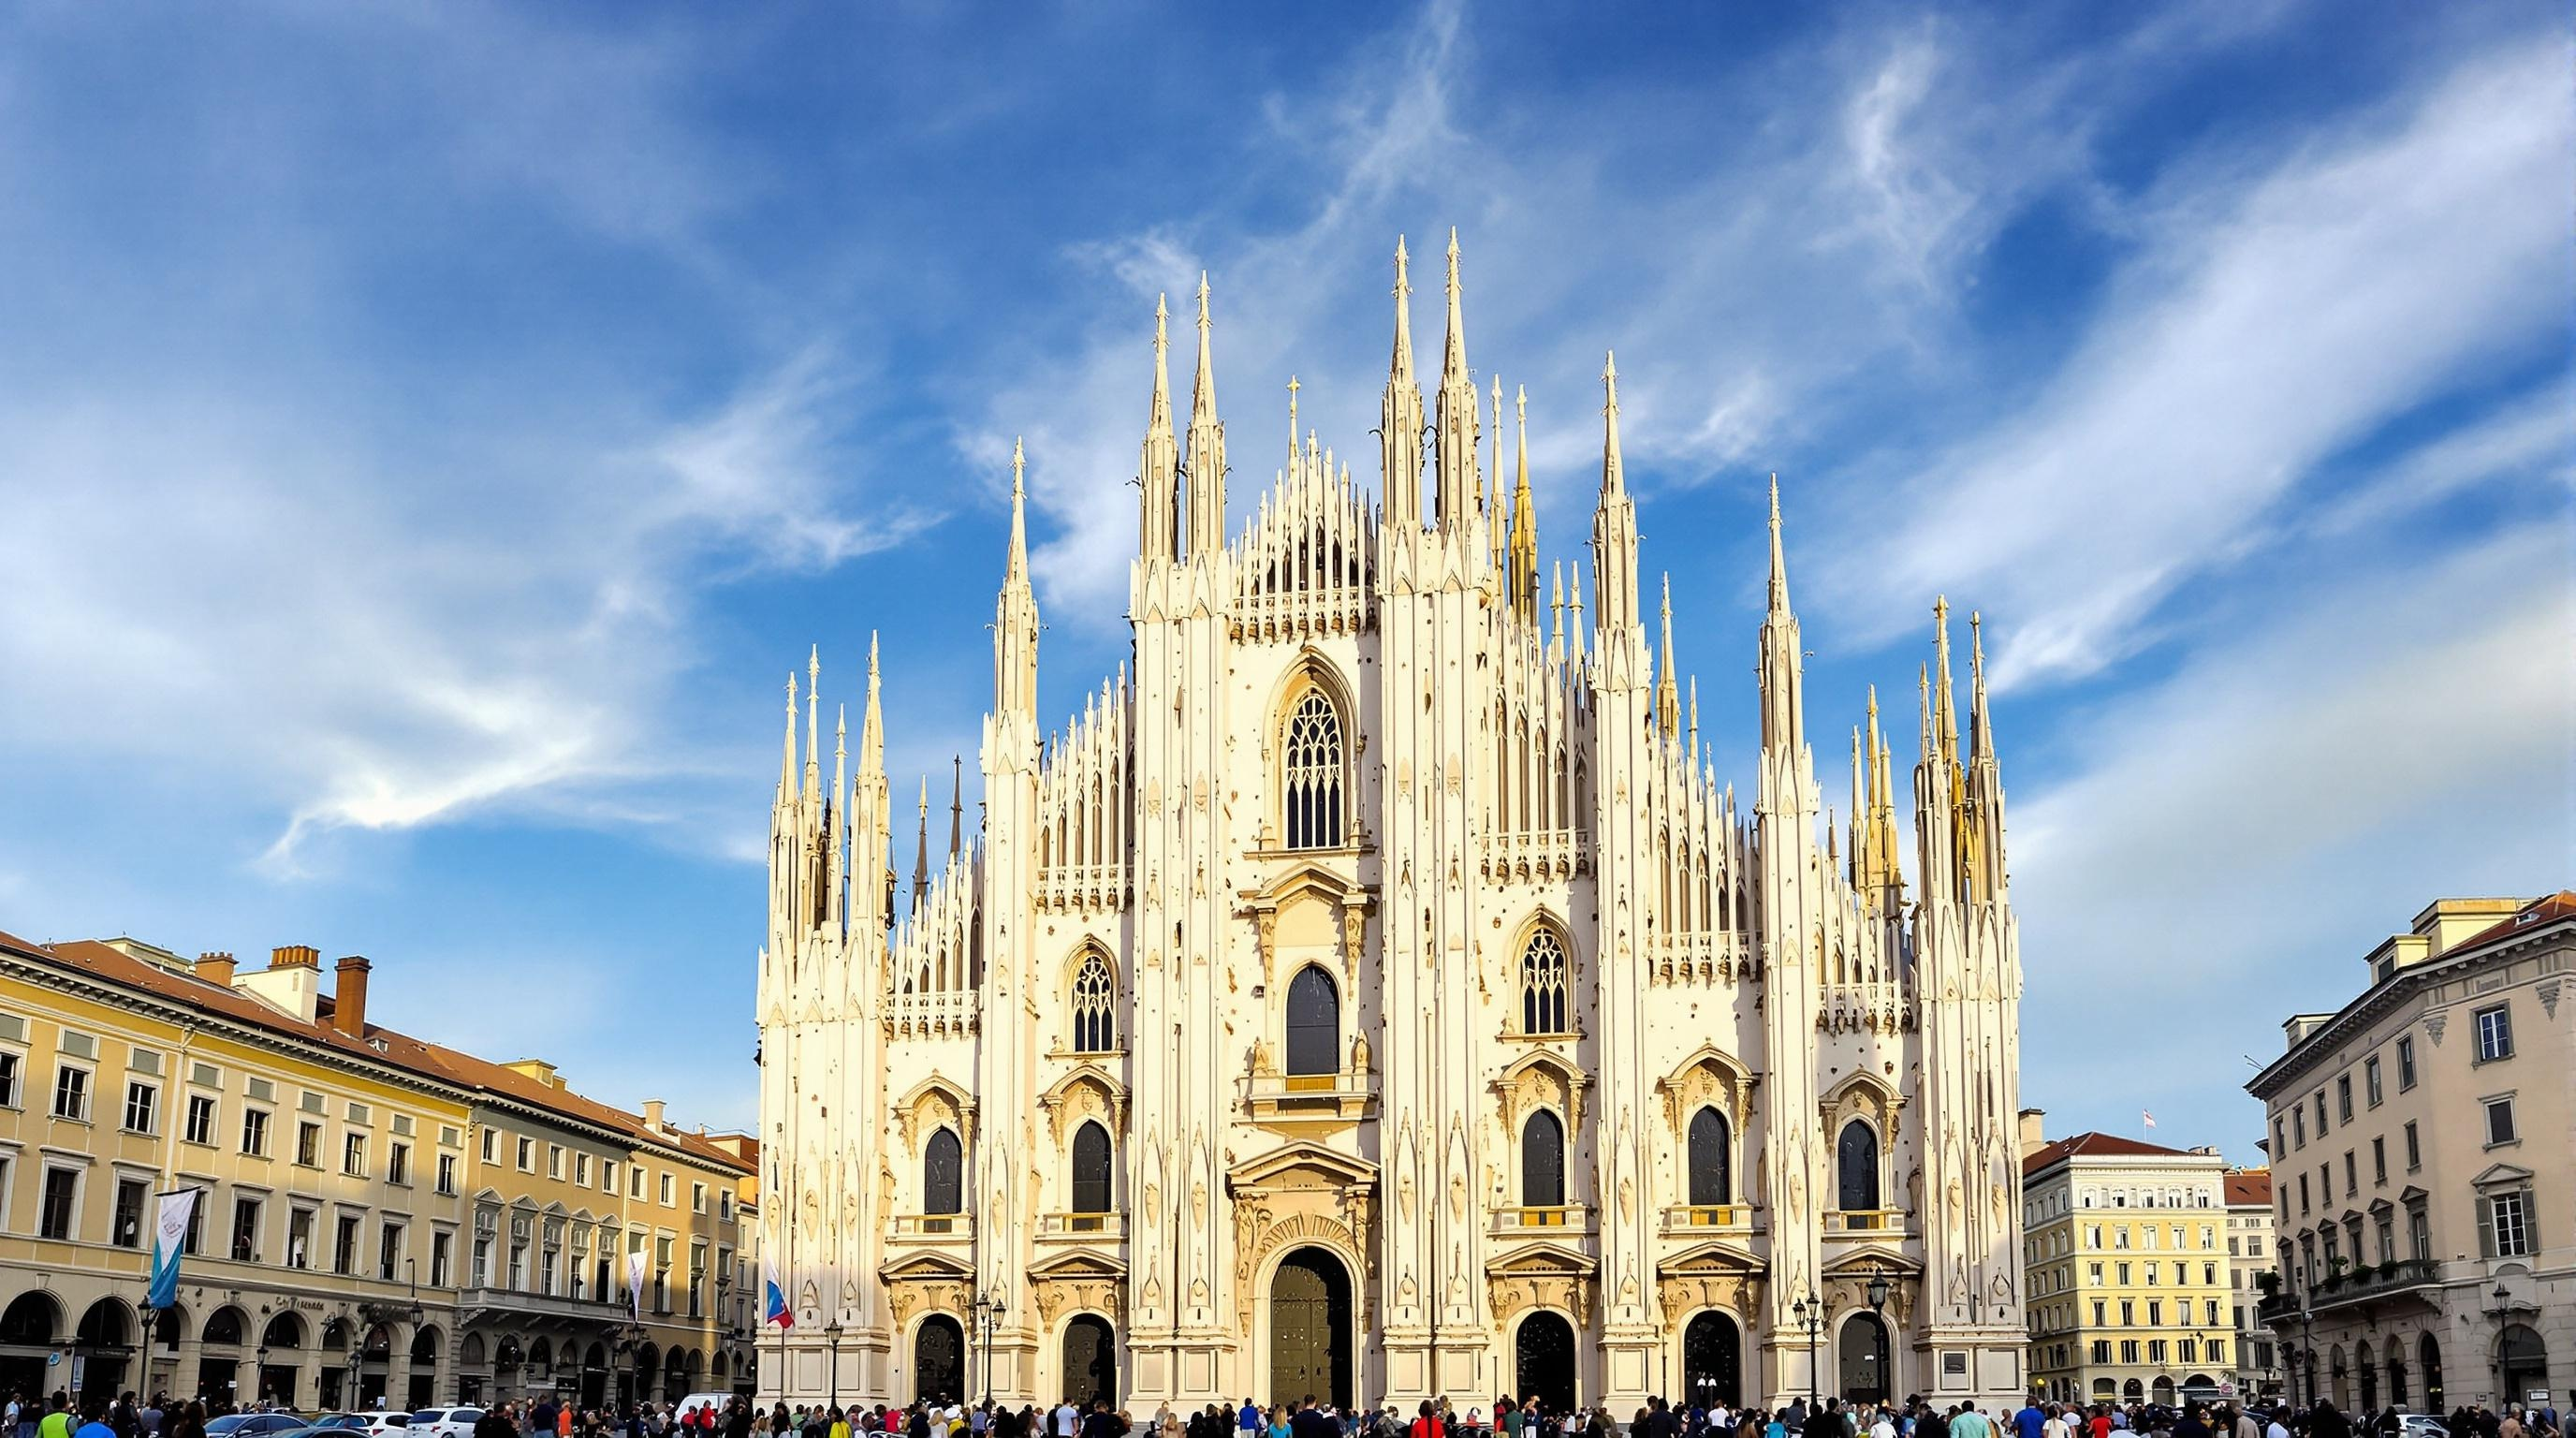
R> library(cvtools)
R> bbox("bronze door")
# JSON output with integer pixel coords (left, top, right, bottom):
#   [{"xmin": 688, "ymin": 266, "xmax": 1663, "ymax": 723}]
[{"xmin": 1269, "ymin": 1249, "xmax": 1352, "ymax": 1409}]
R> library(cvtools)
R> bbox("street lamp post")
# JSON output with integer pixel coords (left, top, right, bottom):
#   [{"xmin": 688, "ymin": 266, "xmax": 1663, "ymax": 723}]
[
  {"xmin": 1791, "ymin": 1291, "xmax": 1824, "ymax": 1412},
  {"xmin": 2298, "ymin": 1305, "xmax": 2316, "ymax": 1410},
  {"xmin": 973, "ymin": 1291, "xmax": 1005, "ymax": 1407},
  {"xmin": 2480, "ymin": 1284, "xmax": 2511, "ymax": 1408},
  {"xmin": 822, "ymin": 1322, "xmax": 843, "ymax": 1413},
  {"xmin": 1866, "ymin": 1270, "xmax": 1891, "ymax": 1403}
]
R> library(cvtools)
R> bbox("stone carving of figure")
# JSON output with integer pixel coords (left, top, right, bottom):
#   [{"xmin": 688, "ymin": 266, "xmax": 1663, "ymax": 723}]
[
  {"xmin": 1251, "ymin": 1038, "xmax": 1276, "ymax": 1075},
  {"xmin": 1351, "ymin": 1032, "xmax": 1370, "ymax": 1073}
]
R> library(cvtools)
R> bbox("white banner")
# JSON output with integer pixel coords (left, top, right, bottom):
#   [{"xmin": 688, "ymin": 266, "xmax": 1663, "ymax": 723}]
[
  {"xmin": 147, "ymin": 1189, "xmax": 199, "ymax": 1310},
  {"xmin": 626, "ymin": 1248, "xmax": 648, "ymax": 1320}
]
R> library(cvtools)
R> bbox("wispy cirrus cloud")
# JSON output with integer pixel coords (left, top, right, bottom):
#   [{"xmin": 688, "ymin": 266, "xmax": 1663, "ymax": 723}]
[{"xmin": 1839, "ymin": 41, "xmax": 2572, "ymax": 690}]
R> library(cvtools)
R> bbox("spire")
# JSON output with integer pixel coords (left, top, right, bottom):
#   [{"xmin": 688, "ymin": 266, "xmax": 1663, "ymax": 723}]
[
  {"xmin": 803, "ymin": 646, "xmax": 821, "ymax": 801},
  {"xmin": 1381, "ymin": 237, "xmax": 1426, "ymax": 530},
  {"xmin": 1510, "ymin": 384, "xmax": 1537, "ymax": 620},
  {"xmin": 994, "ymin": 440, "xmax": 1040, "ymax": 715},
  {"xmin": 948, "ymin": 756, "xmax": 963, "ymax": 858},
  {"xmin": 1765, "ymin": 472, "xmax": 1790, "ymax": 613},
  {"xmin": 1286, "ymin": 374, "xmax": 1301, "ymax": 467},
  {"xmin": 1006, "ymin": 439, "xmax": 1029, "ymax": 583},
  {"xmin": 1688, "ymin": 675, "xmax": 1701, "ymax": 753},
  {"xmin": 911, "ymin": 776, "xmax": 930, "ymax": 916},
  {"xmin": 1757, "ymin": 479, "xmax": 1805, "ymax": 756},
  {"xmin": 1969, "ymin": 609, "xmax": 1995, "ymax": 758},
  {"xmin": 778, "ymin": 671, "xmax": 798, "ymax": 799},
  {"xmin": 1934, "ymin": 595, "xmax": 1959, "ymax": 767},
  {"xmin": 1656, "ymin": 574, "xmax": 1680, "ymax": 741},
  {"xmin": 1550, "ymin": 561, "xmax": 1566, "ymax": 653},
  {"xmin": 1589, "ymin": 352, "xmax": 1640, "ymax": 635},
  {"xmin": 1433, "ymin": 227, "xmax": 1480, "ymax": 534},
  {"xmin": 1185, "ymin": 273, "xmax": 1227, "ymax": 556},
  {"xmin": 1487, "ymin": 374, "xmax": 1507, "ymax": 572},
  {"xmin": 1138, "ymin": 293, "xmax": 1178, "ymax": 563},
  {"xmin": 1442, "ymin": 228, "xmax": 1468, "ymax": 377},
  {"xmin": 860, "ymin": 631, "xmax": 884, "ymax": 770},
  {"xmin": 1600, "ymin": 353, "xmax": 1625, "ymax": 497}
]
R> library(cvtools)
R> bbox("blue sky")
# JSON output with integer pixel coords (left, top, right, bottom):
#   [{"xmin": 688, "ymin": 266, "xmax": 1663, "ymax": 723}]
[{"xmin": 1, "ymin": 0, "xmax": 2568, "ymax": 1157}]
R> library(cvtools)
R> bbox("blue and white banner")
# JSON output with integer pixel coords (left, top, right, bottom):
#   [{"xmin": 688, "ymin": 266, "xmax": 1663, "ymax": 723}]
[{"xmin": 147, "ymin": 1188, "xmax": 199, "ymax": 1310}]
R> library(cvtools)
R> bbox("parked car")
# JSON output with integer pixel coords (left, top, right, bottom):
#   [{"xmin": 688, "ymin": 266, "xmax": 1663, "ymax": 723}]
[
  {"xmin": 210, "ymin": 1416, "xmax": 311, "ymax": 1437},
  {"xmin": 306, "ymin": 1419, "xmax": 371, "ymax": 1432},
  {"xmin": 2393, "ymin": 1416, "xmax": 2450, "ymax": 1438},
  {"xmin": 408, "ymin": 1408, "xmax": 486, "ymax": 1438},
  {"xmin": 351, "ymin": 1415, "xmax": 412, "ymax": 1437}
]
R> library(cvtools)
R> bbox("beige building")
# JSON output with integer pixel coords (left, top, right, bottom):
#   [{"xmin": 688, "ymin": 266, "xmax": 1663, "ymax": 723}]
[
  {"xmin": 2223, "ymin": 1171, "xmax": 2279, "ymax": 1403},
  {"xmin": 762, "ymin": 237, "xmax": 2033, "ymax": 1416},
  {"xmin": 0, "ymin": 930, "xmax": 754, "ymax": 1411},
  {"xmin": 2247, "ymin": 894, "xmax": 2573, "ymax": 1414},
  {"xmin": 2019, "ymin": 1120, "xmax": 2235, "ymax": 1407}
]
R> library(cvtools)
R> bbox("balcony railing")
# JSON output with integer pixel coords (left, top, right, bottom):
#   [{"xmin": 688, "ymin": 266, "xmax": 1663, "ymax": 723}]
[
  {"xmin": 1239, "ymin": 1068, "xmax": 1374, "ymax": 1122},
  {"xmin": 892, "ymin": 1213, "xmax": 974, "ymax": 1240},
  {"xmin": 1038, "ymin": 1211, "xmax": 1127, "ymax": 1240},
  {"xmin": 1825, "ymin": 1208, "xmax": 1906, "ymax": 1234},
  {"xmin": 1660, "ymin": 1204, "xmax": 1755, "ymax": 1236},
  {"xmin": 2265, "ymin": 1258, "xmax": 2439, "ymax": 1320},
  {"xmin": 1491, "ymin": 1205, "xmax": 1591, "ymax": 1237}
]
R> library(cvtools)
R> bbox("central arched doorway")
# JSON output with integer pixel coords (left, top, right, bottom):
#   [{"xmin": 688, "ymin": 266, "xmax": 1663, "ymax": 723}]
[
  {"xmin": 1267, "ymin": 1247, "xmax": 1353, "ymax": 1409},
  {"xmin": 1682, "ymin": 1312, "xmax": 1741, "ymax": 1409},
  {"xmin": 1062, "ymin": 1314, "xmax": 1116, "ymax": 1408},
  {"xmin": 1837, "ymin": 1313, "xmax": 1891, "ymax": 1404},
  {"xmin": 1514, "ymin": 1312, "xmax": 1577, "ymax": 1416},
  {"xmin": 914, "ymin": 1315, "xmax": 964, "ymax": 1405}
]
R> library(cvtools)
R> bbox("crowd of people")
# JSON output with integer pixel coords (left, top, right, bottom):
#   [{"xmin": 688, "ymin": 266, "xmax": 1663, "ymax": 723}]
[{"xmin": 6, "ymin": 1390, "xmax": 2566, "ymax": 1438}]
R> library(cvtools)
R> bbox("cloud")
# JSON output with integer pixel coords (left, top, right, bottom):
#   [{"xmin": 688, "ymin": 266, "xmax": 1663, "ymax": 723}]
[
  {"xmin": 2305, "ymin": 376, "xmax": 2574, "ymax": 538},
  {"xmin": 0, "ymin": 344, "xmax": 909, "ymax": 874},
  {"xmin": 2009, "ymin": 522, "xmax": 2573, "ymax": 1134},
  {"xmin": 1840, "ymin": 42, "xmax": 2572, "ymax": 690}
]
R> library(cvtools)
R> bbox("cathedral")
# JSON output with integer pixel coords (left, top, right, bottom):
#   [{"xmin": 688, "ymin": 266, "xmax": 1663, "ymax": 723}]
[{"xmin": 754, "ymin": 235, "xmax": 2029, "ymax": 1417}]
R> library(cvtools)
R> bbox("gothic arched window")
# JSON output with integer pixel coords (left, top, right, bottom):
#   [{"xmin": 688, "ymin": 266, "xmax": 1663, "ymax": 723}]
[
  {"xmin": 1070, "ymin": 950, "xmax": 1115, "ymax": 1053},
  {"xmin": 1520, "ymin": 929, "xmax": 1571, "ymax": 1035},
  {"xmin": 1070, "ymin": 1121, "xmax": 1113, "ymax": 1214},
  {"xmin": 1284, "ymin": 965, "xmax": 1340, "ymax": 1077},
  {"xmin": 1689, "ymin": 1107, "xmax": 1732, "ymax": 1207},
  {"xmin": 924, "ymin": 1128, "xmax": 962, "ymax": 1215},
  {"xmin": 1282, "ymin": 689, "xmax": 1345, "ymax": 849},
  {"xmin": 1521, "ymin": 1109, "xmax": 1566, "ymax": 1209},
  {"xmin": 1837, "ymin": 1120, "xmax": 1881, "ymax": 1213}
]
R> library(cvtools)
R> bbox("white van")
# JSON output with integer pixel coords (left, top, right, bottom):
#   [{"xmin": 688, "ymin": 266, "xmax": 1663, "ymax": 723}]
[{"xmin": 674, "ymin": 1396, "xmax": 735, "ymax": 1426}]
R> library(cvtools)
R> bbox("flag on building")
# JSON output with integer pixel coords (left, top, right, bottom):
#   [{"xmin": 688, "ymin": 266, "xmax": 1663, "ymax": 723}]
[
  {"xmin": 626, "ymin": 1249, "xmax": 649, "ymax": 1320},
  {"xmin": 2143, "ymin": 1110, "xmax": 2157, "ymax": 1129},
  {"xmin": 764, "ymin": 1260, "xmax": 794, "ymax": 1328},
  {"xmin": 147, "ymin": 1188, "xmax": 200, "ymax": 1311}
]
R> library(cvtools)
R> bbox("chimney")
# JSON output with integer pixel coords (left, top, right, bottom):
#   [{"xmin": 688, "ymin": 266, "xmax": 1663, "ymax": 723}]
[
  {"xmin": 195, "ymin": 951, "xmax": 237, "ymax": 985},
  {"xmin": 2018, "ymin": 1107, "xmax": 2049, "ymax": 1159},
  {"xmin": 333, "ymin": 956, "xmax": 373, "ymax": 1037},
  {"xmin": 642, "ymin": 1099, "xmax": 667, "ymax": 1131},
  {"xmin": 271, "ymin": 944, "xmax": 320, "ymax": 971}
]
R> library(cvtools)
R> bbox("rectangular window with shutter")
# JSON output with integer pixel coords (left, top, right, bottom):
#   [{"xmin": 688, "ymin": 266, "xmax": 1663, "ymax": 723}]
[{"xmin": 2483, "ymin": 1096, "xmax": 2517, "ymax": 1147}]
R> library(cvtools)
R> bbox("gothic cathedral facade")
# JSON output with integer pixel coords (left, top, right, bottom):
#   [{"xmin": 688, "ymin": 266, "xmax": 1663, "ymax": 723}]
[{"xmin": 756, "ymin": 236, "xmax": 2028, "ymax": 1416}]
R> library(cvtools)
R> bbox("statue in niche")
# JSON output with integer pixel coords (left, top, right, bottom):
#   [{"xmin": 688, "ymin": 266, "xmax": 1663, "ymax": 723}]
[{"xmin": 1351, "ymin": 1032, "xmax": 1370, "ymax": 1073}]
